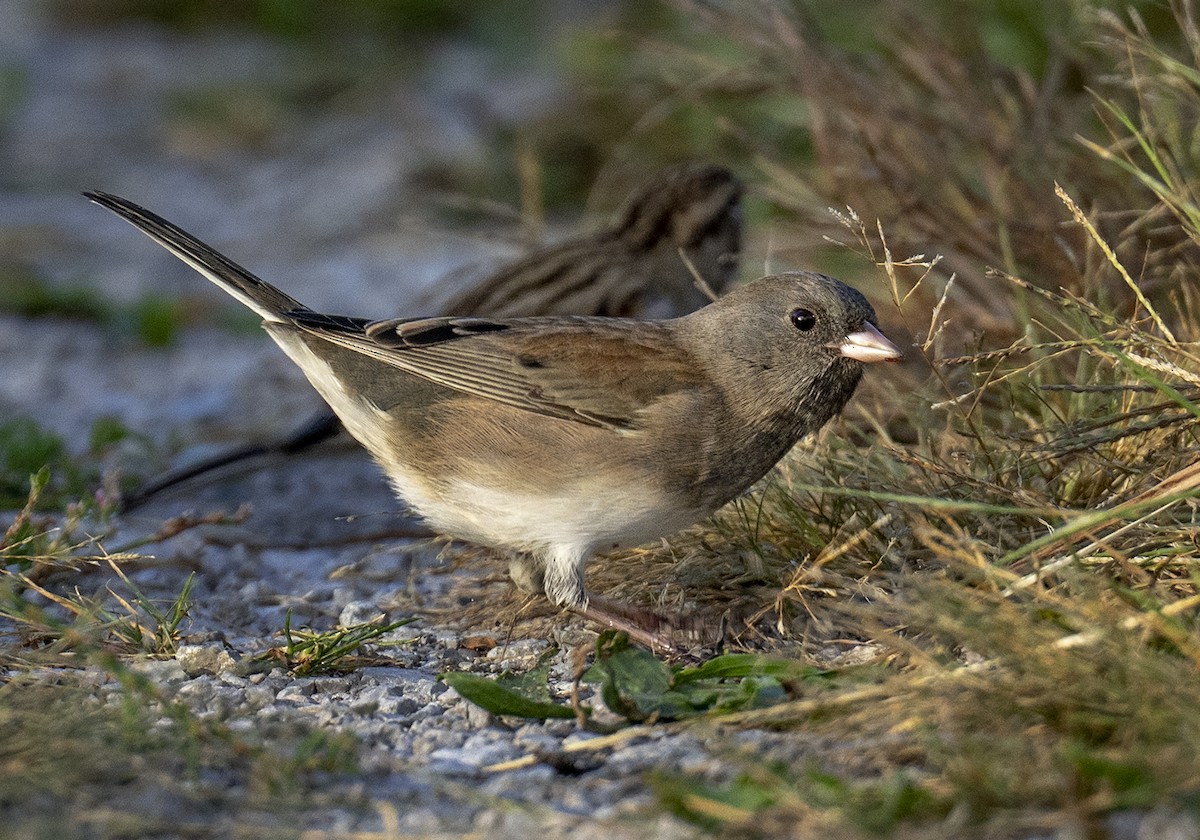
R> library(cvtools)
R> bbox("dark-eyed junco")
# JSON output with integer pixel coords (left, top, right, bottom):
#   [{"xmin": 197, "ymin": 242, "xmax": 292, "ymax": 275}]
[
  {"xmin": 121, "ymin": 163, "xmax": 744, "ymax": 508},
  {"xmin": 87, "ymin": 190, "xmax": 901, "ymax": 647}
]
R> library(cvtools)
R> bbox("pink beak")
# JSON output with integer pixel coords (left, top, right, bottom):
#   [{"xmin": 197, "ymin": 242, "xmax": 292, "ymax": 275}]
[{"xmin": 834, "ymin": 322, "xmax": 903, "ymax": 363}]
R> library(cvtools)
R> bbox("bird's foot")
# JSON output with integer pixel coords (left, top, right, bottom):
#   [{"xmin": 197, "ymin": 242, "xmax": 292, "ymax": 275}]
[{"xmin": 569, "ymin": 594, "xmax": 724, "ymax": 656}]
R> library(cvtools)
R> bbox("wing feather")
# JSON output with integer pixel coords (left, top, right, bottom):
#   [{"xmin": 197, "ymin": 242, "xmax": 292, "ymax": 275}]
[{"xmin": 290, "ymin": 314, "xmax": 701, "ymax": 430}]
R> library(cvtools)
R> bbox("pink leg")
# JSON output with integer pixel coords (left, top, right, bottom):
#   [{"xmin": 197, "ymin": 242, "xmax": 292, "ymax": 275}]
[{"xmin": 569, "ymin": 594, "xmax": 721, "ymax": 655}]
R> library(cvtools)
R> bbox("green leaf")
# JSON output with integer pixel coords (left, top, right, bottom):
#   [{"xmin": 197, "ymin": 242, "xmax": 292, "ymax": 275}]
[
  {"xmin": 88, "ymin": 416, "xmax": 131, "ymax": 453},
  {"xmin": 673, "ymin": 653, "xmax": 824, "ymax": 684},
  {"xmin": 495, "ymin": 648, "xmax": 560, "ymax": 702},
  {"xmin": 442, "ymin": 636, "xmax": 833, "ymax": 726},
  {"xmin": 579, "ymin": 635, "xmax": 830, "ymax": 722},
  {"xmin": 441, "ymin": 671, "xmax": 576, "ymax": 720},
  {"xmin": 582, "ymin": 631, "xmax": 675, "ymax": 720}
]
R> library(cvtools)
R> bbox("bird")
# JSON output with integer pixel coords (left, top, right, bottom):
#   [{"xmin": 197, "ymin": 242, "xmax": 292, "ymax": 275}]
[
  {"xmin": 86, "ymin": 189, "xmax": 901, "ymax": 648},
  {"xmin": 440, "ymin": 162, "xmax": 743, "ymax": 319},
  {"xmin": 120, "ymin": 163, "xmax": 744, "ymax": 508}
]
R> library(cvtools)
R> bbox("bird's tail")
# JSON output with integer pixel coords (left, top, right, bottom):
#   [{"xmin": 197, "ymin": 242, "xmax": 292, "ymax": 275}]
[{"xmin": 84, "ymin": 191, "xmax": 306, "ymax": 322}]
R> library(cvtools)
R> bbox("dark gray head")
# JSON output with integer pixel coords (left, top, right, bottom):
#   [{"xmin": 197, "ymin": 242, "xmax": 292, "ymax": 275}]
[{"xmin": 679, "ymin": 271, "xmax": 901, "ymax": 429}]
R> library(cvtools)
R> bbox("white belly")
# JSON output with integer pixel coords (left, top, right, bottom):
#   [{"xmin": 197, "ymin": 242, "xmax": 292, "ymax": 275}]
[{"xmin": 407, "ymin": 475, "xmax": 704, "ymax": 559}]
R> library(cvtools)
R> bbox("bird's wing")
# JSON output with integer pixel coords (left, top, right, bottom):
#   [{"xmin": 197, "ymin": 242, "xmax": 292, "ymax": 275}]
[{"xmin": 289, "ymin": 313, "xmax": 705, "ymax": 430}]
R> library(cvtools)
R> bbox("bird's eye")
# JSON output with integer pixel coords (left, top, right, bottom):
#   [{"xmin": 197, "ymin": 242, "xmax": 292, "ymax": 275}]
[{"xmin": 789, "ymin": 308, "xmax": 817, "ymax": 331}]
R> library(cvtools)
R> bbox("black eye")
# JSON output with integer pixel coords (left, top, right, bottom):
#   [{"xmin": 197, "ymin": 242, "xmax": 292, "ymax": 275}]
[{"xmin": 789, "ymin": 308, "xmax": 817, "ymax": 331}]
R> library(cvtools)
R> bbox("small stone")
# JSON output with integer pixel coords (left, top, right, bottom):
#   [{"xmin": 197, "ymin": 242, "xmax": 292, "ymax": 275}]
[
  {"xmin": 486, "ymin": 639, "xmax": 548, "ymax": 662},
  {"xmin": 242, "ymin": 685, "xmax": 275, "ymax": 710},
  {"xmin": 237, "ymin": 581, "xmax": 263, "ymax": 601},
  {"xmin": 427, "ymin": 737, "xmax": 515, "ymax": 771},
  {"xmin": 512, "ymin": 730, "xmax": 559, "ymax": 754},
  {"xmin": 313, "ymin": 675, "xmax": 353, "ymax": 695},
  {"xmin": 130, "ymin": 657, "xmax": 188, "ymax": 684},
  {"xmin": 275, "ymin": 679, "xmax": 317, "ymax": 703},
  {"xmin": 351, "ymin": 685, "xmax": 388, "ymax": 714},
  {"xmin": 465, "ymin": 701, "xmax": 493, "ymax": 729},
  {"xmin": 175, "ymin": 678, "xmax": 216, "ymax": 706},
  {"xmin": 428, "ymin": 629, "xmax": 463, "ymax": 647},
  {"xmin": 176, "ymin": 644, "xmax": 237, "ymax": 677},
  {"xmin": 331, "ymin": 587, "xmax": 358, "ymax": 610},
  {"xmin": 203, "ymin": 686, "xmax": 243, "ymax": 718},
  {"xmin": 358, "ymin": 667, "xmax": 444, "ymax": 702},
  {"xmin": 339, "ymin": 600, "xmax": 384, "ymax": 627}
]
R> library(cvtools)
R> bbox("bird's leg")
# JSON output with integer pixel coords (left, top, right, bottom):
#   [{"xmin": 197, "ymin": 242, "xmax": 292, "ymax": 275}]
[
  {"xmin": 570, "ymin": 594, "xmax": 720, "ymax": 655},
  {"xmin": 508, "ymin": 552, "xmax": 547, "ymax": 596},
  {"xmin": 516, "ymin": 550, "xmax": 721, "ymax": 653}
]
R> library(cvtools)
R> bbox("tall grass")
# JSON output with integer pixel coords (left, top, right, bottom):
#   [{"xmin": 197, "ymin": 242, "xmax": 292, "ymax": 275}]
[{"xmin": 587, "ymin": 3, "xmax": 1200, "ymax": 835}]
